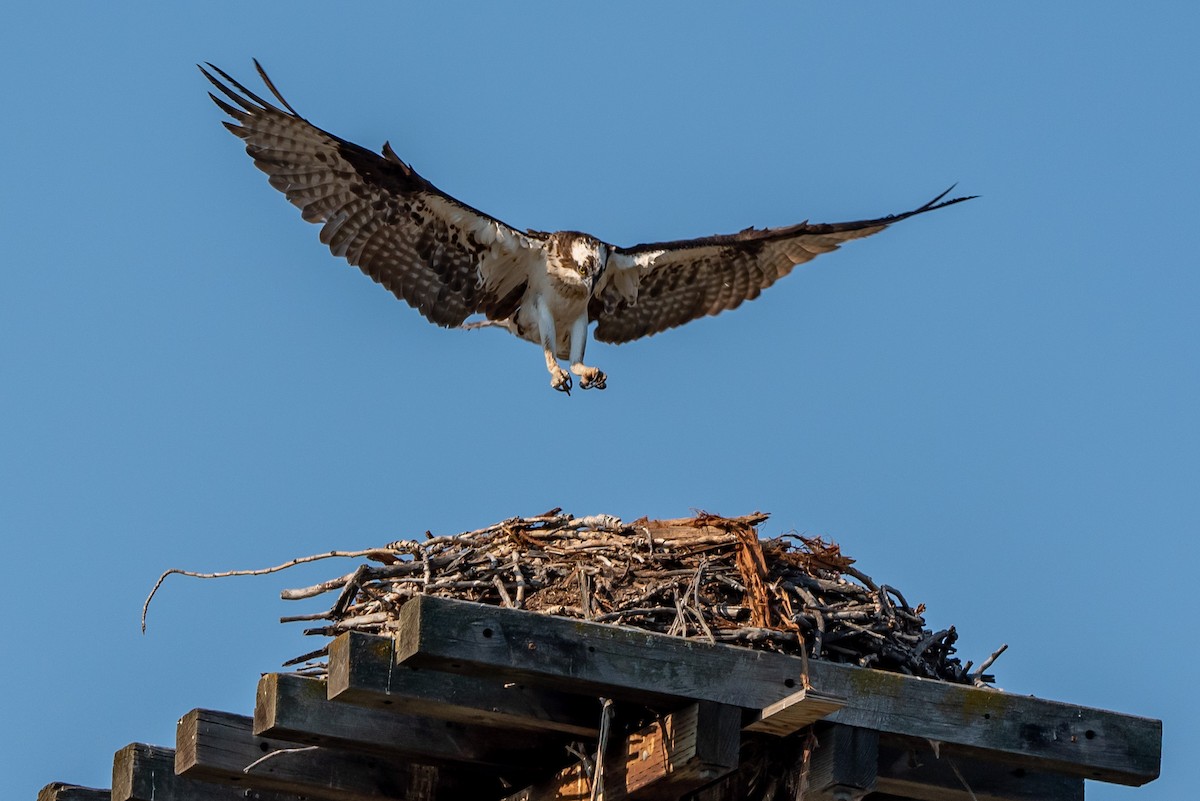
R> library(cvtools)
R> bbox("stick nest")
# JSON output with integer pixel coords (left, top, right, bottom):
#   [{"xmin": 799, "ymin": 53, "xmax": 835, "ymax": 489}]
[{"xmin": 271, "ymin": 511, "xmax": 999, "ymax": 685}]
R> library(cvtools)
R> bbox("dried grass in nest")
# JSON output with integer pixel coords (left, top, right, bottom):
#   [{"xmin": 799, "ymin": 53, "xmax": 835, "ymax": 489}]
[{"xmin": 235, "ymin": 510, "xmax": 1001, "ymax": 685}]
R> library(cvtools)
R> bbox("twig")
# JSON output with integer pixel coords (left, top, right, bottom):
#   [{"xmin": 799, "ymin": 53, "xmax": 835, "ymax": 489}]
[
  {"xmin": 146, "ymin": 510, "xmax": 999, "ymax": 687},
  {"xmin": 141, "ymin": 548, "xmax": 397, "ymax": 632},
  {"xmin": 243, "ymin": 745, "xmax": 319, "ymax": 773},
  {"xmin": 946, "ymin": 756, "xmax": 980, "ymax": 801},
  {"xmin": 281, "ymin": 645, "xmax": 329, "ymax": 667},
  {"xmin": 970, "ymin": 643, "xmax": 1009, "ymax": 686},
  {"xmin": 590, "ymin": 698, "xmax": 614, "ymax": 801}
]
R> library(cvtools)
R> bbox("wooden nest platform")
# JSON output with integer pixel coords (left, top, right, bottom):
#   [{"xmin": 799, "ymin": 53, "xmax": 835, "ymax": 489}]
[
  {"xmin": 82, "ymin": 510, "xmax": 1160, "ymax": 801},
  {"xmin": 275, "ymin": 511, "xmax": 997, "ymax": 685}
]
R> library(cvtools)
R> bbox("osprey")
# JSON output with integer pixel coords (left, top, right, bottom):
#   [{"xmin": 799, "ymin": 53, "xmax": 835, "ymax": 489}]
[{"xmin": 203, "ymin": 62, "xmax": 973, "ymax": 393}]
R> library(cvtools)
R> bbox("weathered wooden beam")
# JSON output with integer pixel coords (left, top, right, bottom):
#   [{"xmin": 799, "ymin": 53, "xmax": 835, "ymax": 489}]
[
  {"xmin": 807, "ymin": 724, "xmax": 878, "ymax": 801},
  {"xmin": 111, "ymin": 743, "xmax": 298, "ymax": 801},
  {"xmin": 391, "ymin": 596, "xmax": 1162, "ymax": 787},
  {"xmin": 875, "ymin": 736, "xmax": 1084, "ymax": 801},
  {"xmin": 37, "ymin": 784, "xmax": 110, "ymax": 801},
  {"xmin": 504, "ymin": 702, "xmax": 741, "ymax": 801},
  {"xmin": 679, "ymin": 729, "xmax": 1084, "ymax": 801},
  {"xmin": 256, "ymin": 672, "xmax": 568, "ymax": 776},
  {"xmin": 176, "ymin": 708, "xmax": 495, "ymax": 801},
  {"xmin": 328, "ymin": 629, "xmax": 602, "ymax": 737}
]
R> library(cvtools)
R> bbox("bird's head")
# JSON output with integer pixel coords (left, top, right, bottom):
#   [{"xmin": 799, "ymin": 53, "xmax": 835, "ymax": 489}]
[{"xmin": 548, "ymin": 231, "xmax": 608, "ymax": 291}]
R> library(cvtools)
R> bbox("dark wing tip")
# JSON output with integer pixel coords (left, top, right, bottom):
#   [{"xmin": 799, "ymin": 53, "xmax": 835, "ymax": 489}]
[
  {"xmin": 874, "ymin": 186, "xmax": 976, "ymax": 226},
  {"xmin": 252, "ymin": 58, "xmax": 301, "ymax": 116},
  {"xmin": 199, "ymin": 60, "xmax": 300, "ymax": 119},
  {"xmin": 920, "ymin": 184, "xmax": 978, "ymax": 211}
]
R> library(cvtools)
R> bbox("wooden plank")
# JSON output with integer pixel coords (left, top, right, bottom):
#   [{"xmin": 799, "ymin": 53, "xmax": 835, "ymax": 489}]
[
  {"xmin": 256, "ymin": 672, "xmax": 567, "ymax": 776},
  {"xmin": 37, "ymin": 784, "xmax": 110, "ymax": 801},
  {"xmin": 392, "ymin": 595, "xmax": 1162, "ymax": 787},
  {"xmin": 504, "ymin": 702, "xmax": 740, "ymax": 801},
  {"xmin": 328, "ymin": 629, "xmax": 602, "ymax": 737},
  {"xmin": 743, "ymin": 687, "xmax": 845, "ymax": 736},
  {"xmin": 876, "ymin": 736, "xmax": 1084, "ymax": 801},
  {"xmin": 111, "ymin": 743, "xmax": 299, "ymax": 801},
  {"xmin": 176, "ymin": 708, "xmax": 495, "ymax": 801}
]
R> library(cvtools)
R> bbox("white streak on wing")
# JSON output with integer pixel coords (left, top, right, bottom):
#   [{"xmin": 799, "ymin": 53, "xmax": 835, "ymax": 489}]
[
  {"xmin": 420, "ymin": 194, "xmax": 541, "ymax": 296},
  {"xmin": 604, "ymin": 249, "xmax": 666, "ymax": 304},
  {"xmin": 422, "ymin": 195, "xmax": 535, "ymax": 247},
  {"xmin": 473, "ymin": 219, "xmax": 497, "ymax": 246},
  {"xmin": 484, "ymin": 251, "xmax": 542, "ymax": 299},
  {"xmin": 610, "ymin": 250, "xmax": 666, "ymax": 270}
]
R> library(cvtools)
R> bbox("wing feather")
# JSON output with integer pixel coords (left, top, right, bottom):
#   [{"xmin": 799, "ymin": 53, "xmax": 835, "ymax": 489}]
[
  {"xmin": 202, "ymin": 62, "xmax": 542, "ymax": 328},
  {"xmin": 590, "ymin": 190, "xmax": 973, "ymax": 343}
]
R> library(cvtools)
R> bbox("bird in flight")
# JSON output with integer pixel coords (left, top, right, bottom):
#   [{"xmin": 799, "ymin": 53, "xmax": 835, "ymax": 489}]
[{"xmin": 202, "ymin": 61, "xmax": 973, "ymax": 394}]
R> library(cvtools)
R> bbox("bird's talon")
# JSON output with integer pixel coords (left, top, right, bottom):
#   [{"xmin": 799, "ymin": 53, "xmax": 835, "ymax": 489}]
[
  {"xmin": 551, "ymin": 370, "xmax": 572, "ymax": 394},
  {"xmin": 580, "ymin": 371, "xmax": 607, "ymax": 390}
]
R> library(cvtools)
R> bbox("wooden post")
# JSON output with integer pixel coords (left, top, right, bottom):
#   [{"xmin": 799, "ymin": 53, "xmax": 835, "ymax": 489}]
[
  {"xmin": 505, "ymin": 702, "xmax": 741, "ymax": 801},
  {"xmin": 806, "ymin": 724, "xmax": 879, "ymax": 801}
]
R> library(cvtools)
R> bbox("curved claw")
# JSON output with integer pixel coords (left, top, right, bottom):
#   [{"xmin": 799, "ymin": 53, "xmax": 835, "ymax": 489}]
[
  {"xmin": 551, "ymin": 371, "xmax": 573, "ymax": 395},
  {"xmin": 580, "ymin": 371, "xmax": 607, "ymax": 391}
]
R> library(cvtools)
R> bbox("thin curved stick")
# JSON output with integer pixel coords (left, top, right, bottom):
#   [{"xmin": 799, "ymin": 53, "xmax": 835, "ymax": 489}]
[{"xmin": 141, "ymin": 548, "xmax": 398, "ymax": 632}]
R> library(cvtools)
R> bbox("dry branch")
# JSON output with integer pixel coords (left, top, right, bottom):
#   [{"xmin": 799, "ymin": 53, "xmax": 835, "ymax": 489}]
[{"xmin": 228, "ymin": 511, "xmax": 998, "ymax": 684}]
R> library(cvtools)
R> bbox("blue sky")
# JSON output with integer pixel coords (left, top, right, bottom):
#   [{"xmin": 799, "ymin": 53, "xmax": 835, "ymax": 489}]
[{"xmin": 2, "ymin": 3, "xmax": 1196, "ymax": 799}]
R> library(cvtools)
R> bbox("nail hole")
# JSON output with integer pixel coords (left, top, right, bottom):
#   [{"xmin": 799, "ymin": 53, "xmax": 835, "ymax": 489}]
[
  {"xmin": 259, "ymin": 742, "xmax": 270, "ymax": 752},
  {"xmin": 784, "ymin": 678, "xmax": 796, "ymax": 688},
  {"xmin": 1085, "ymin": 730, "xmax": 1096, "ymax": 740},
  {"xmin": 482, "ymin": 628, "xmax": 494, "ymax": 638},
  {"xmin": 983, "ymin": 713, "xmax": 991, "ymax": 719},
  {"xmin": 588, "ymin": 645, "xmax": 595, "ymax": 653}
]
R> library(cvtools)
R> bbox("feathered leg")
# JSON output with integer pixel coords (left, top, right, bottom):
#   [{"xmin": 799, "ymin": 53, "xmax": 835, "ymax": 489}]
[
  {"xmin": 567, "ymin": 315, "xmax": 606, "ymax": 390},
  {"xmin": 536, "ymin": 298, "xmax": 572, "ymax": 394}
]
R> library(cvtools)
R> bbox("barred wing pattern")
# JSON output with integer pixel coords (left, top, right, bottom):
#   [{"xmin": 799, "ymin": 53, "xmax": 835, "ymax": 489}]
[
  {"xmin": 201, "ymin": 61, "xmax": 542, "ymax": 328},
  {"xmin": 590, "ymin": 189, "xmax": 972, "ymax": 343}
]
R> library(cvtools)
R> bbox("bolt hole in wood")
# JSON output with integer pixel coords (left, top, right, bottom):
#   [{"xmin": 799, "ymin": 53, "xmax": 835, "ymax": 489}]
[
  {"xmin": 258, "ymin": 742, "xmax": 270, "ymax": 752},
  {"xmin": 588, "ymin": 646, "xmax": 595, "ymax": 653},
  {"xmin": 1085, "ymin": 730, "xmax": 1096, "ymax": 739},
  {"xmin": 984, "ymin": 713, "xmax": 991, "ymax": 719},
  {"xmin": 784, "ymin": 678, "xmax": 796, "ymax": 688},
  {"xmin": 482, "ymin": 628, "xmax": 494, "ymax": 638}
]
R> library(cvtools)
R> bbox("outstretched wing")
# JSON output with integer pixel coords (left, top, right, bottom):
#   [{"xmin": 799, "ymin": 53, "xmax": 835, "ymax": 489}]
[
  {"xmin": 589, "ymin": 190, "xmax": 973, "ymax": 343},
  {"xmin": 202, "ymin": 61, "xmax": 543, "ymax": 327}
]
